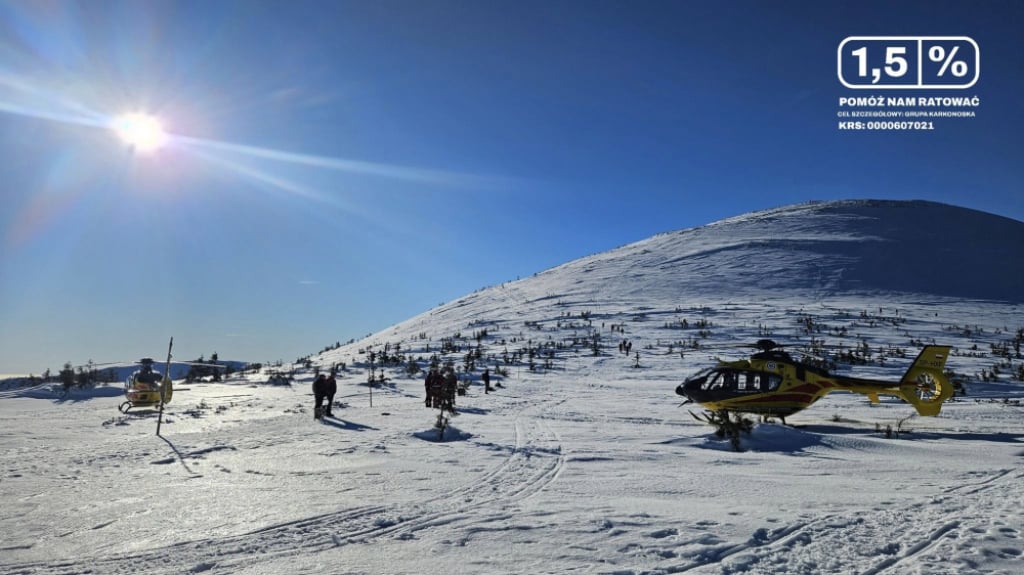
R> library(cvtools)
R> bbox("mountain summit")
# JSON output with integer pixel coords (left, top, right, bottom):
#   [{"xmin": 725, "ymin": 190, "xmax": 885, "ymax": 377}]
[{"xmin": 525, "ymin": 199, "xmax": 1023, "ymax": 304}]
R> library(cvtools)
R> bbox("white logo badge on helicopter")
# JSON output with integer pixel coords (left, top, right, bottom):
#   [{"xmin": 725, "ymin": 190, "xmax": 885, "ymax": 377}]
[{"xmin": 766, "ymin": 361, "xmax": 777, "ymax": 370}]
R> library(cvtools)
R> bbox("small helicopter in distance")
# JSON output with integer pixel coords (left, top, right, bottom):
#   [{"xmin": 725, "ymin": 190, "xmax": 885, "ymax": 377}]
[
  {"xmin": 115, "ymin": 338, "xmax": 226, "ymax": 414},
  {"xmin": 676, "ymin": 339, "xmax": 954, "ymax": 421},
  {"xmin": 120, "ymin": 357, "xmax": 173, "ymax": 413}
]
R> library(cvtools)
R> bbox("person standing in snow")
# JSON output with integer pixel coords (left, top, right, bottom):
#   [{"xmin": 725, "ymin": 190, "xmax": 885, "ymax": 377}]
[
  {"xmin": 324, "ymin": 372, "xmax": 337, "ymax": 417},
  {"xmin": 482, "ymin": 368, "xmax": 492, "ymax": 394},
  {"xmin": 312, "ymin": 373, "xmax": 327, "ymax": 420},
  {"xmin": 442, "ymin": 367, "xmax": 458, "ymax": 412},
  {"xmin": 425, "ymin": 368, "xmax": 438, "ymax": 407}
]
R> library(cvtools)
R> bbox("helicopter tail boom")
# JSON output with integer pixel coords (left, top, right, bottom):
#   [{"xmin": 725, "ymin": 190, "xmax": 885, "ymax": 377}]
[{"xmin": 896, "ymin": 345, "xmax": 954, "ymax": 416}]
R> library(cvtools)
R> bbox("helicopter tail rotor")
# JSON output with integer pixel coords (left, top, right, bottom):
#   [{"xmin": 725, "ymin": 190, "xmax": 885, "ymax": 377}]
[{"xmin": 896, "ymin": 346, "xmax": 954, "ymax": 416}]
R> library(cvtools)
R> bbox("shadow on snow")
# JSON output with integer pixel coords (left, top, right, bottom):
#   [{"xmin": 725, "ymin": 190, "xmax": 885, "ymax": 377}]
[{"xmin": 320, "ymin": 417, "xmax": 377, "ymax": 432}]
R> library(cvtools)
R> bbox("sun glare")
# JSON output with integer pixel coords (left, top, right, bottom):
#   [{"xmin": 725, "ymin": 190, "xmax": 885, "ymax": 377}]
[{"xmin": 113, "ymin": 113, "xmax": 167, "ymax": 153}]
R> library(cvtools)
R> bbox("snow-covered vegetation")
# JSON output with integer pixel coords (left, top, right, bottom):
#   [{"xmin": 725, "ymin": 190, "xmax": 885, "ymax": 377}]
[{"xmin": 2, "ymin": 200, "xmax": 1022, "ymax": 574}]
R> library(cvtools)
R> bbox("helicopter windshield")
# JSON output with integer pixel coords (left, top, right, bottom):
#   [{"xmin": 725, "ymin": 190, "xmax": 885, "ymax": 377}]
[{"xmin": 133, "ymin": 369, "xmax": 164, "ymax": 386}]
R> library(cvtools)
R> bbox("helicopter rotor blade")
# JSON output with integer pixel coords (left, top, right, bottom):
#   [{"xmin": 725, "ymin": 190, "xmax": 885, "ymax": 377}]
[
  {"xmin": 86, "ymin": 361, "xmax": 129, "ymax": 368},
  {"xmin": 174, "ymin": 361, "xmax": 228, "ymax": 369}
]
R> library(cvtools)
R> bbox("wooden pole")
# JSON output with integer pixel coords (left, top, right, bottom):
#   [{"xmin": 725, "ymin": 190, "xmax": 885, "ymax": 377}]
[{"xmin": 157, "ymin": 337, "xmax": 173, "ymax": 436}]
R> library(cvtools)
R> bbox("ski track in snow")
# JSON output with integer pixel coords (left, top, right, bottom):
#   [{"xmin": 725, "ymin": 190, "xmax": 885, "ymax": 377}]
[
  {"xmin": 659, "ymin": 467, "xmax": 1024, "ymax": 575},
  {"xmin": 0, "ymin": 395, "xmax": 569, "ymax": 574}
]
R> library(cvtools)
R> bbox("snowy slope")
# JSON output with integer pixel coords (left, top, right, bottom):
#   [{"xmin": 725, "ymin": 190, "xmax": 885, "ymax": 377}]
[
  {"xmin": 354, "ymin": 199, "xmax": 1023, "ymax": 359},
  {"xmin": 504, "ymin": 199, "xmax": 1024, "ymax": 304},
  {"xmin": 2, "ymin": 200, "xmax": 1023, "ymax": 575}
]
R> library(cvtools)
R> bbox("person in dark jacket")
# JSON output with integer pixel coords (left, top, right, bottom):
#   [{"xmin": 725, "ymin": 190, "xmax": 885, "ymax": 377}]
[
  {"xmin": 433, "ymin": 368, "xmax": 445, "ymax": 408},
  {"xmin": 482, "ymin": 368, "xmax": 492, "ymax": 394},
  {"xmin": 324, "ymin": 373, "xmax": 337, "ymax": 416},
  {"xmin": 312, "ymin": 374, "xmax": 327, "ymax": 420},
  {"xmin": 442, "ymin": 368, "xmax": 458, "ymax": 412},
  {"xmin": 425, "ymin": 369, "xmax": 436, "ymax": 407},
  {"xmin": 428, "ymin": 368, "xmax": 444, "ymax": 408}
]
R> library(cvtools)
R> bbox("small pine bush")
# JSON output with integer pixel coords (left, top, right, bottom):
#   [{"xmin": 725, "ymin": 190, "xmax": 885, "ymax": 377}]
[{"xmin": 692, "ymin": 410, "xmax": 754, "ymax": 451}]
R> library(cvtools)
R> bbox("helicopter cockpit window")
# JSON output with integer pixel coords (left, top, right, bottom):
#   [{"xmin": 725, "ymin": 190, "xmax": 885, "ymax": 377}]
[
  {"xmin": 703, "ymin": 372, "xmax": 723, "ymax": 390},
  {"xmin": 134, "ymin": 370, "xmax": 163, "ymax": 386}
]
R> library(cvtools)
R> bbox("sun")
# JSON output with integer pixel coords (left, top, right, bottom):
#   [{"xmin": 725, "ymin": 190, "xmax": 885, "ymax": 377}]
[{"xmin": 113, "ymin": 113, "xmax": 168, "ymax": 153}]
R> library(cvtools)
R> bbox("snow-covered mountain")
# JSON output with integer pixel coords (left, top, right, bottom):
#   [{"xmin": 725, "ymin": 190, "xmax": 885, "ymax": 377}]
[
  {"xmin": 3, "ymin": 199, "xmax": 1023, "ymax": 575},
  {"xmin": 341, "ymin": 199, "xmax": 1023, "ymax": 355}
]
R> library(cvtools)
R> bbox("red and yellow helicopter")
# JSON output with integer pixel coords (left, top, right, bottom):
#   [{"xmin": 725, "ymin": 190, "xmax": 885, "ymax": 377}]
[{"xmin": 676, "ymin": 339, "xmax": 954, "ymax": 420}]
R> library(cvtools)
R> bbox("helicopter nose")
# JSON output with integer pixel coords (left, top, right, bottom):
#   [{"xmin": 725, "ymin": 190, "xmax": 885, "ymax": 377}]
[
  {"xmin": 676, "ymin": 373, "xmax": 707, "ymax": 400},
  {"xmin": 677, "ymin": 378, "xmax": 701, "ymax": 399}
]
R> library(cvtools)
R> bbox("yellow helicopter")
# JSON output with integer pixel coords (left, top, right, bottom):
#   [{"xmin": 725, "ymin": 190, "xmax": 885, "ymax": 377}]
[
  {"xmin": 116, "ymin": 338, "xmax": 226, "ymax": 414},
  {"xmin": 120, "ymin": 357, "xmax": 174, "ymax": 413},
  {"xmin": 676, "ymin": 339, "xmax": 954, "ymax": 420}
]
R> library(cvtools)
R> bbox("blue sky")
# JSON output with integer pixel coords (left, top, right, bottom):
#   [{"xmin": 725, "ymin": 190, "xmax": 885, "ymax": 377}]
[{"xmin": 1, "ymin": 0, "xmax": 1021, "ymax": 374}]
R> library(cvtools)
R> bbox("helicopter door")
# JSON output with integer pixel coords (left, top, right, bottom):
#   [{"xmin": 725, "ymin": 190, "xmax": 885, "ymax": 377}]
[
  {"xmin": 737, "ymin": 371, "xmax": 764, "ymax": 393},
  {"xmin": 722, "ymin": 371, "xmax": 739, "ymax": 390}
]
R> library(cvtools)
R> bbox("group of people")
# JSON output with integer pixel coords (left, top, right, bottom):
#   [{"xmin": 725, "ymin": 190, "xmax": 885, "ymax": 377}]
[
  {"xmin": 424, "ymin": 367, "xmax": 459, "ymax": 411},
  {"xmin": 312, "ymin": 372, "xmax": 337, "ymax": 419},
  {"xmin": 424, "ymin": 366, "xmax": 496, "ymax": 409},
  {"xmin": 312, "ymin": 366, "xmax": 497, "ymax": 420}
]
